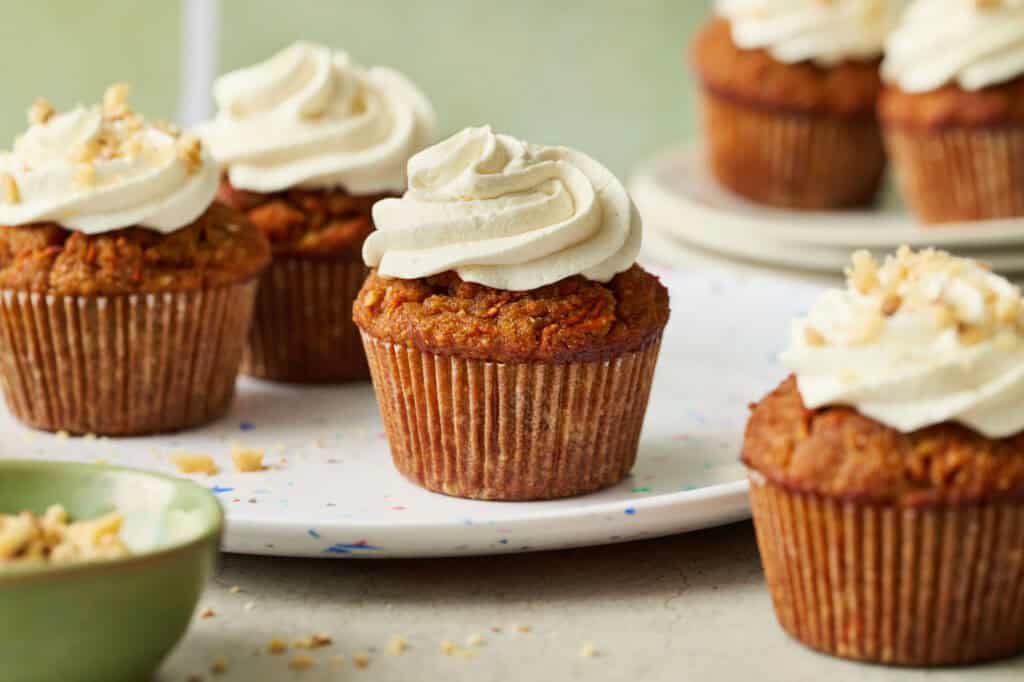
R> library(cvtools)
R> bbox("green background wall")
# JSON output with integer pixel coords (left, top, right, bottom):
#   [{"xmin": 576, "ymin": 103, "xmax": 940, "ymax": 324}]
[{"xmin": 1, "ymin": 1, "xmax": 712, "ymax": 176}]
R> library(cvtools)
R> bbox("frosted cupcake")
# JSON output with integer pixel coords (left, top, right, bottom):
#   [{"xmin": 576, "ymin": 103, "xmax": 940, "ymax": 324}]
[
  {"xmin": 881, "ymin": 0, "xmax": 1024, "ymax": 223},
  {"xmin": 354, "ymin": 127, "xmax": 670, "ymax": 501},
  {"xmin": 201, "ymin": 42, "xmax": 436, "ymax": 382},
  {"xmin": 745, "ymin": 247, "xmax": 1024, "ymax": 665},
  {"xmin": 692, "ymin": 1, "xmax": 899, "ymax": 209},
  {"xmin": 0, "ymin": 86, "xmax": 269, "ymax": 435}
]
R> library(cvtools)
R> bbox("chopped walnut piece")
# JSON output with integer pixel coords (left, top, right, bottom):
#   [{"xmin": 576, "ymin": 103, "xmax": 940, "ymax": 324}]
[
  {"xmin": 267, "ymin": 638, "xmax": 288, "ymax": 655},
  {"xmin": 352, "ymin": 652, "xmax": 371, "ymax": 669},
  {"xmin": 958, "ymin": 323, "xmax": 989, "ymax": 347},
  {"xmin": 1, "ymin": 173, "xmax": 21, "ymax": 204},
  {"xmin": 996, "ymin": 297, "xmax": 1021, "ymax": 325},
  {"xmin": 386, "ymin": 635, "xmax": 408, "ymax": 655},
  {"xmin": 68, "ymin": 140, "xmax": 100, "ymax": 164},
  {"xmin": 580, "ymin": 642, "xmax": 599, "ymax": 658},
  {"xmin": 931, "ymin": 305, "xmax": 957, "ymax": 330},
  {"xmin": 28, "ymin": 97, "xmax": 55, "ymax": 125},
  {"xmin": 880, "ymin": 294, "xmax": 902, "ymax": 316},
  {"xmin": 103, "ymin": 82, "xmax": 131, "ymax": 119},
  {"xmin": 0, "ymin": 505, "xmax": 129, "ymax": 565},
  {"xmin": 289, "ymin": 655, "xmax": 316, "ymax": 671},
  {"xmin": 176, "ymin": 135, "xmax": 203, "ymax": 174},
  {"xmin": 208, "ymin": 657, "xmax": 229, "ymax": 675},
  {"xmin": 846, "ymin": 250, "xmax": 879, "ymax": 294},
  {"xmin": 200, "ymin": 608, "xmax": 216, "ymax": 619},
  {"xmin": 803, "ymin": 327, "xmax": 826, "ymax": 347},
  {"xmin": 231, "ymin": 445, "xmax": 265, "ymax": 472},
  {"xmin": 171, "ymin": 452, "xmax": 218, "ymax": 476}
]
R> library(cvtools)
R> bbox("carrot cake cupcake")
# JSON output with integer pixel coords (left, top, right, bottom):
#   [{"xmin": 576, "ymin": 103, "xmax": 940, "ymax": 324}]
[
  {"xmin": 692, "ymin": 1, "xmax": 898, "ymax": 209},
  {"xmin": 354, "ymin": 126, "xmax": 670, "ymax": 501},
  {"xmin": 744, "ymin": 247, "xmax": 1024, "ymax": 665},
  {"xmin": 201, "ymin": 41, "xmax": 436, "ymax": 382},
  {"xmin": 881, "ymin": 0, "xmax": 1024, "ymax": 224},
  {"xmin": 0, "ymin": 85, "xmax": 270, "ymax": 435}
]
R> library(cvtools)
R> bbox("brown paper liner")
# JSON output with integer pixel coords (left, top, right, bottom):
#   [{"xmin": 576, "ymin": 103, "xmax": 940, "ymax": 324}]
[
  {"xmin": 361, "ymin": 332, "xmax": 663, "ymax": 501},
  {"xmin": 0, "ymin": 281, "xmax": 257, "ymax": 436},
  {"xmin": 701, "ymin": 90, "xmax": 886, "ymax": 209},
  {"xmin": 884, "ymin": 125, "xmax": 1024, "ymax": 225},
  {"xmin": 242, "ymin": 257, "xmax": 369, "ymax": 383},
  {"xmin": 749, "ymin": 474, "xmax": 1024, "ymax": 666}
]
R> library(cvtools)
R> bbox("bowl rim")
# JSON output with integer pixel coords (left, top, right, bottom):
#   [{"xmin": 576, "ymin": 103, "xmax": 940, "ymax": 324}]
[{"xmin": 0, "ymin": 459, "xmax": 223, "ymax": 584}]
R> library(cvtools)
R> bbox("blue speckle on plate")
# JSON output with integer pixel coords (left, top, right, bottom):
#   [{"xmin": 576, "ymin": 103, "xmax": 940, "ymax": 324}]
[
  {"xmin": 239, "ymin": 421, "xmax": 255, "ymax": 431},
  {"xmin": 624, "ymin": 507, "xmax": 637, "ymax": 516},
  {"xmin": 210, "ymin": 486, "xmax": 234, "ymax": 494},
  {"xmin": 498, "ymin": 538, "xmax": 509, "ymax": 545},
  {"xmin": 308, "ymin": 529, "xmax": 321, "ymax": 539},
  {"xmin": 323, "ymin": 541, "xmax": 381, "ymax": 555}
]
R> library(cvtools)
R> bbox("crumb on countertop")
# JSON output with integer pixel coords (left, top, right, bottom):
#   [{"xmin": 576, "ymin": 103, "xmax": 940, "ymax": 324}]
[{"xmin": 171, "ymin": 452, "xmax": 218, "ymax": 476}]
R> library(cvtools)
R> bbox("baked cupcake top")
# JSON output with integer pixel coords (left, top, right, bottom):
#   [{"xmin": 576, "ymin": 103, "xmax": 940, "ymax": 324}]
[
  {"xmin": 782, "ymin": 247, "xmax": 1024, "ymax": 438},
  {"xmin": 715, "ymin": 0, "xmax": 900, "ymax": 66},
  {"xmin": 0, "ymin": 84, "xmax": 219, "ymax": 234},
  {"xmin": 883, "ymin": 0, "xmax": 1024, "ymax": 93},
  {"xmin": 200, "ymin": 41, "xmax": 436, "ymax": 195},
  {"xmin": 363, "ymin": 126, "xmax": 641, "ymax": 292}
]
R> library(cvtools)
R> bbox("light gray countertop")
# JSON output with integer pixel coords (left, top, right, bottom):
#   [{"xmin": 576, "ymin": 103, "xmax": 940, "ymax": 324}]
[{"xmin": 159, "ymin": 522, "xmax": 1024, "ymax": 681}]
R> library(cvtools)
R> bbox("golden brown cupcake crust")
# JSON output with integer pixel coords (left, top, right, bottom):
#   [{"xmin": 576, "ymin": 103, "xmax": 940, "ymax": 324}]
[
  {"xmin": 743, "ymin": 377, "xmax": 1024, "ymax": 506},
  {"xmin": 879, "ymin": 77, "xmax": 1024, "ymax": 130},
  {"xmin": 353, "ymin": 265, "xmax": 670, "ymax": 364},
  {"xmin": 692, "ymin": 17, "xmax": 882, "ymax": 118},
  {"xmin": 216, "ymin": 179, "xmax": 391, "ymax": 260},
  {"xmin": 0, "ymin": 203, "xmax": 270, "ymax": 296}
]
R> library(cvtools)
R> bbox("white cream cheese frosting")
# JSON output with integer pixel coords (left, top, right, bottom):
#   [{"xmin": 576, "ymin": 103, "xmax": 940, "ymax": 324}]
[
  {"xmin": 781, "ymin": 247, "xmax": 1024, "ymax": 438},
  {"xmin": 0, "ymin": 85, "xmax": 218, "ymax": 234},
  {"xmin": 362, "ymin": 126, "xmax": 642, "ymax": 292},
  {"xmin": 882, "ymin": 0, "xmax": 1024, "ymax": 92},
  {"xmin": 716, "ymin": 0, "xmax": 900, "ymax": 65},
  {"xmin": 199, "ymin": 41, "xmax": 437, "ymax": 195}
]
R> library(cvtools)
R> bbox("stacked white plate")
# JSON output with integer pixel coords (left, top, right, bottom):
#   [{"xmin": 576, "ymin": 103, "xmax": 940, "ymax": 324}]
[{"xmin": 630, "ymin": 143, "xmax": 1024, "ymax": 275}]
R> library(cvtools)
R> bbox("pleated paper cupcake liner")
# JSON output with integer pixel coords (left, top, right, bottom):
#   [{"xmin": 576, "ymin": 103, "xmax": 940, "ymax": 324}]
[
  {"xmin": 884, "ymin": 125, "xmax": 1024, "ymax": 224},
  {"xmin": 361, "ymin": 332, "xmax": 664, "ymax": 501},
  {"xmin": 242, "ymin": 257, "xmax": 370, "ymax": 383},
  {"xmin": 701, "ymin": 90, "xmax": 886, "ymax": 209},
  {"xmin": 0, "ymin": 281, "xmax": 258, "ymax": 436},
  {"xmin": 749, "ymin": 474, "xmax": 1024, "ymax": 666}
]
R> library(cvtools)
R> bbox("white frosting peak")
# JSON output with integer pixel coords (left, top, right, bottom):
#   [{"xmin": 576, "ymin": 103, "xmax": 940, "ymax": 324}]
[
  {"xmin": 716, "ymin": 0, "xmax": 900, "ymax": 65},
  {"xmin": 883, "ymin": 0, "xmax": 1024, "ymax": 92},
  {"xmin": 200, "ymin": 41, "xmax": 437, "ymax": 194},
  {"xmin": 363, "ymin": 126, "xmax": 641, "ymax": 291},
  {"xmin": 0, "ymin": 87, "xmax": 218, "ymax": 234},
  {"xmin": 782, "ymin": 247, "xmax": 1024, "ymax": 438}
]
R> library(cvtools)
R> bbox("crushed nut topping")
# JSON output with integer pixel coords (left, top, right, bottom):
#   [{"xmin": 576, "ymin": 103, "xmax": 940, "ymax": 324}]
[
  {"xmin": 1, "ymin": 173, "xmax": 21, "ymax": 204},
  {"xmin": 102, "ymin": 82, "xmax": 131, "ymax": 119},
  {"xmin": 835, "ymin": 247, "xmax": 1024, "ymax": 349},
  {"xmin": 176, "ymin": 135, "xmax": 203, "ymax": 175},
  {"xmin": 288, "ymin": 655, "xmax": 316, "ymax": 671},
  {"xmin": 0, "ymin": 505, "xmax": 129, "ymax": 565},
  {"xmin": 28, "ymin": 97, "xmax": 55, "ymax": 125}
]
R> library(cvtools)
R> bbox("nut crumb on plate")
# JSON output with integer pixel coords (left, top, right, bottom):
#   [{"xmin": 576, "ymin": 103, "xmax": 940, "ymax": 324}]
[
  {"xmin": 171, "ymin": 452, "xmax": 218, "ymax": 476},
  {"xmin": 231, "ymin": 444, "xmax": 265, "ymax": 472},
  {"xmin": 288, "ymin": 655, "xmax": 315, "ymax": 670}
]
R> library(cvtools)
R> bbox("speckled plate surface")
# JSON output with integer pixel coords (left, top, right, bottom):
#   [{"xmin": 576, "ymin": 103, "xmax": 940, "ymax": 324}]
[{"xmin": 0, "ymin": 266, "xmax": 821, "ymax": 558}]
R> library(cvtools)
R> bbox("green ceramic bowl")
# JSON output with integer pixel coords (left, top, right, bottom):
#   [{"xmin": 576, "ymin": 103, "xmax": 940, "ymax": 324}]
[{"xmin": 0, "ymin": 460, "xmax": 223, "ymax": 682}]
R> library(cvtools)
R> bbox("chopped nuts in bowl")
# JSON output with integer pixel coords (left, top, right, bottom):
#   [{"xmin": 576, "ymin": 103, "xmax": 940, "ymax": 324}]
[{"xmin": 0, "ymin": 460, "xmax": 223, "ymax": 682}]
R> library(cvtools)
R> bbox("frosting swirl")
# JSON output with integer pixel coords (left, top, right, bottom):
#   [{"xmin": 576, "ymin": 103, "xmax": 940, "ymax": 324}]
[
  {"xmin": 362, "ymin": 126, "xmax": 641, "ymax": 291},
  {"xmin": 782, "ymin": 247, "xmax": 1024, "ymax": 438},
  {"xmin": 716, "ymin": 0, "xmax": 899, "ymax": 65},
  {"xmin": 200, "ymin": 41, "xmax": 437, "ymax": 194},
  {"xmin": 0, "ymin": 86, "xmax": 218, "ymax": 234},
  {"xmin": 882, "ymin": 0, "xmax": 1024, "ymax": 92}
]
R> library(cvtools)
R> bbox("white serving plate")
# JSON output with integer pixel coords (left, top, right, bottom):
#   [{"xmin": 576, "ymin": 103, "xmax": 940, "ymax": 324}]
[
  {"xmin": 0, "ymin": 266, "xmax": 822, "ymax": 559},
  {"xmin": 630, "ymin": 143, "xmax": 1024, "ymax": 265}
]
